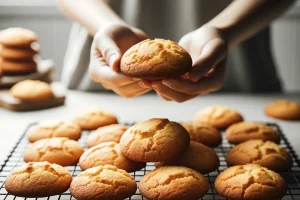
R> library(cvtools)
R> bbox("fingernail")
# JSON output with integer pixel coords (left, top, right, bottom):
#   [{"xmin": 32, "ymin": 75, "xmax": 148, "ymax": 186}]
[
  {"xmin": 108, "ymin": 53, "xmax": 118, "ymax": 67},
  {"xmin": 188, "ymin": 73, "xmax": 198, "ymax": 82}
]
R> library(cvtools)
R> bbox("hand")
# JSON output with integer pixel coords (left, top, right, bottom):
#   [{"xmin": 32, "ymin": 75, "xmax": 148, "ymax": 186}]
[
  {"xmin": 89, "ymin": 23, "xmax": 151, "ymax": 97},
  {"xmin": 152, "ymin": 25, "xmax": 227, "ymax": 102}
]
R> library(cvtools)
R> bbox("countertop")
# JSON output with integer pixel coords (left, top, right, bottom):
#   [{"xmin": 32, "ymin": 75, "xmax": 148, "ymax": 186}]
[{"xmin": 0, "ymin": 91, "xmax": 300, "ymax": 163}]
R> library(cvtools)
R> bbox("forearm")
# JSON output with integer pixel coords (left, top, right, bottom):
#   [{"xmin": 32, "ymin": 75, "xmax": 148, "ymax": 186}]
[
  {"xmin": 56, "ymin": 0, "xmax": 125, "ymax": 35},
  {"xmin": 207, "ymin": 0, "xmax": 295, "ymax": 48}
]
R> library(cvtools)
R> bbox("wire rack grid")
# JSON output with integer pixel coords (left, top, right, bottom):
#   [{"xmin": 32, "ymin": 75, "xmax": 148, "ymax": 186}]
[{"xmin": 0, "ymin": 122, "xmax": 299, "ymax": 200}]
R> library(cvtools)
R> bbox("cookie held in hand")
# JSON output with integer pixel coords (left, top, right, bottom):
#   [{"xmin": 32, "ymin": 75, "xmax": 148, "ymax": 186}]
[{"xmin": 120, "ymin": 38, "xmax": 192, "ymax": 79}]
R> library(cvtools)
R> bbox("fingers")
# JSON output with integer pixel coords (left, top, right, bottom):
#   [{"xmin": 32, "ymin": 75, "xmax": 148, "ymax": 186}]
[
  {"xmin": 188, "ymin": 38, "xmax": 227, "ymax": 82},
  {"xmin": 152, "ymin": 81, "xmax": 197, "ymax": 103},
  {"xmin": 162, "ymin": 60, "xmax": 226, "ymax": 95}
]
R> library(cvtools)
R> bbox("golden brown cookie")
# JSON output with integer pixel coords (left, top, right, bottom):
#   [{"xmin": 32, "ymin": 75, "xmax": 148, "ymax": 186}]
[
  {"xmin": 5, "ymin": 161, "xmax": 72, "ymax": 198},
  {"xmin": 120, "ymin": 38, "xmax": 192, "ymax": 79},
  {"xmin": 24, "ymin": 137, "xmax": 84, "ymax": 166},
  {"xmin": 139, "ymin": 166, "xmax": 209, "ymax": 200},
  {"xmin": 194, "ymin": 105, "xmax": 243, "ymax": 129},
  {"xmin": 214, "ymin": 164, "xmax": 287, "ymax": 200},
  {"xmin": 226, "ymin": 122, "xmax": 280, "ymax": 144},
  {"xmin": 28, "ymin": 120, "xmax": 82, "ymax": 143},
  {"xmin": 155, "ymin": 141, "xmax": 219, "ymax": 174},
  {"xmin": 181, "ymin": 122, "xmax": 222, "ymax": 147},
  {"xmin": 265, "ymin": 100, "xmax": 300, "ymax": 120},
  {"xmin": 70, "ymin": 165, "xmax": 137, "ymax": 200},
  {"xmin": 0, "ymin": 44, "xmax": 38, "ymax": 60},
  {"xmin": 120, "ymin": 118, "xmax": 190, "ymax": 162},
  {"xmin": 73, "ymin": 108, "xmax": 118, "ymax": 130},
  {"xmin": 0, "ymin": 27, "xmax": 37, "ymax": 47},
  {"xmin": 79, "ymin": 142, "xmax": 145, "ymax": 172},
  {"xmin": 10, "ymin": 80, "xmax": 53, "ymax": 101},
  {"xmin": 226, "ymin": 140, "xmax": 292, "ymax": 171},
  {"xmin": 0, "ymin": 58, "xmax": 37, "ymax": 74},
  {"xmin": 87, "ymin": 124, "xmax": 128, "ymax": 148}
]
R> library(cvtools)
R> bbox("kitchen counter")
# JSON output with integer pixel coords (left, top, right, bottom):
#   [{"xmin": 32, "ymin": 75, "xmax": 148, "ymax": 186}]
[{"xmin": 0, "ymin": 91, "xmax": 300, "ymax": 163}]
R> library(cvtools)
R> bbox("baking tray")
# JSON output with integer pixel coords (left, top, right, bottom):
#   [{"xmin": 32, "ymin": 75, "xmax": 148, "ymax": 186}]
[{"xmin": 0, "ymin": 122, "xmax": 299, "ymax": 200}]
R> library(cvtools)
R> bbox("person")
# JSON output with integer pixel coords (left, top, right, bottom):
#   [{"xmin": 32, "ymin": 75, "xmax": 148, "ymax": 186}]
[{"xmin": 56, "ymin": 0, "xmax": 295, "ymax": 102}]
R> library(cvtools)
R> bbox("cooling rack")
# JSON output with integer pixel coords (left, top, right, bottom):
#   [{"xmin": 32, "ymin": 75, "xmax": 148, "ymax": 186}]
[{"xmin": 0, "ymin": 122, "xmax": 299, "ymax": 200}]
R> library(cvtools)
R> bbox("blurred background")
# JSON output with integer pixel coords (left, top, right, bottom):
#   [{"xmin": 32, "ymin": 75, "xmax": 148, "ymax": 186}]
[{"xmin": 1, "ymin": 0, "xmax": 299, "ymax": 92}]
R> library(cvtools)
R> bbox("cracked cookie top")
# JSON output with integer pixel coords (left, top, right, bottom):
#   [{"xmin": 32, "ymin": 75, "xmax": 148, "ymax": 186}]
[
  {"xmin": 5, "ymin": 161, "xmax": 72, "ymax": 198},
  {"xmin": 215, "ymin": 164, "xmax": 287, "ymax": 200},
  {"xmin": 120, "ymin": 38, "xmax": 192, "ymax": 79},
  {"xmin": 194, "ymin": 105, "xmax": 243, "ymax": 129},
  {"xmin": 24, "ymin": 137, "xmax": 84, "ymax": 166},
  {"xmin": 120, "ymin": 118, "xmax": 190, "ymax": 162},
  {"xmin": 79, "ymin": 141, "xmax": 145, "ymax": 172},
  {"xmin": 226, "ymin": 140, "xmax": 292, "ymax": 171},
  {"xmin": 226, "ymin": 122, "xmax": 280, "ymax": 144},
  {"xmin": 28, "ymin": 120, "xmax": 82, "ymax": 143},
  {"xmin": 70, "ymin": 164, "xmax": 137, "ymax": 200},
  {"xmin": 73, "ymin": 108, "xmax": 118, "ymax": 130},
  {"xmin": 139, "ymin": 166, "xmax": 209, "ymax": 200}
]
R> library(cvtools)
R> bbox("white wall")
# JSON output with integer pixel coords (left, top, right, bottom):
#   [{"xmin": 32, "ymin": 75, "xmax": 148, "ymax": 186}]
[{"xmin": 0, "ymin": 0, "xmax": 299, "ymax": 92}]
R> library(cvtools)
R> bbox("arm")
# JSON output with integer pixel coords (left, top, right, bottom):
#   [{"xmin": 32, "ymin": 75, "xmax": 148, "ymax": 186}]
[
  {"xmin": 208, "ymin": 0, "xmax": 296, "ymax": 48},
  {"xmin": 55, "ymin": 0, "xmax": 125, "ymax": 35}
]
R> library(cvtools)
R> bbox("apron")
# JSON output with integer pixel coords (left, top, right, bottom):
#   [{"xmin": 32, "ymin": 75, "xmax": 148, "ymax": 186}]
[{"xmin": 61, "ymin": 0, "xmax": 282, "ymax": 92}]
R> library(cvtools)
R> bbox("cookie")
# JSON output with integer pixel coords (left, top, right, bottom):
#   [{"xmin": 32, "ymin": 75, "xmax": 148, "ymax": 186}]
[
  {"xmin": 79, "ymin": 142, "xmax": 145, "ymax": 172},
  {"xmin": 120, "ymin": 118, "xmax": 190, "ymax": 162},
  {"xmin": 70, "ymin": 165, "xmax": 137, "ymax": 200},
  {"xmin": 155, "ymin": 141, "xmax": 219, "ymax": 174},
  {"xmin": 10, "ymin": 80, "xmax": 53, "ymax": 101},
  {"xmin": 181, "ymin": 122, "xmax": 222, "ymax": 147},
  {"xmin": 0, "ymin": 44, "xmax": 39, "ymax": 60},
  {"xmin": 226, "ymin": 140, "xmax": 292, "ymax": 171},
  {"xmin": 139, "ymin": 166, "xmax": 209, "ymax": 200},
  {"xmin": 120, "ymin": 38, "xmax": 192, "ymax": 79},
  {"xmin": 265, "ymin": 100, "xmax": 300, "ymax": 120},
  {"xmin": 73, "ymin": 108, "xmax": 118, "ymax": 130},
  {"xmin": 24, "ymin": 137, "xmax": 84, "ymax": 166},
  {"xmin": 87, "ymin": 124, "xmax": 128, "ymax": 148},
  {"xmin": 5, "ymin": 161, "xmax": 72, "ymax": 198},
  {"xmin": 1, "ymin": 58, "xmax": 37, "ymax": 74},
  {"xmin": 226, "ymin": 122, "xmax": 280, "ymax": 144},
  {"xmin": 194, "ymin": 105, "xmax": 243, "ymax": 129},
  {"xmin": 214, "ymin": 164, "xmax": 287, "ymax": 200},
  {"xmin": 0, "ymin": 27, "xmax": 37, "ymax": 47},
  {"xmin": 28, "ymin": 120, "xmax": 82, "ymax": 143}
]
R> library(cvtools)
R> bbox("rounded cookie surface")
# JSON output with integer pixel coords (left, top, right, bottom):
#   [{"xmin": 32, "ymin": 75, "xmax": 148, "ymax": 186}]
[
  {"xmin": 28, "ymin": 120, "xmax": 82, "ymax": 143},
  {"xmin": 214, "ymin": 164, "xmax": 287, "ymax": 200},
  {"xmin": 87, "ymin": 124, "xmax": 128, "ymax": 148},
  {"xmin": 155, "ymin": 141, "xmax": 219, "ymax": 174},
  {"xmin": 73, "ymin": 108, "xmax": 118, "ymax": 130},
  {"xmin": 139, "ymin": 166, "xmax": 209, "ymax": 200},
  {"xmin": 24, "ymin": 137, "xmax": 84, "ymax": 166},
  {"xmin": 226, "ymin": 140, "xmax": 292, "ymax": 171},
  {"xmin": 70, "ymin": 165, "xmax": 137, "ymax": 200},
  {"xmin": 265, "ymin": 100, "xmax": 300, "ymax": 120},
  {"xmin": 226, "ymin": 122, "xmax": 280, "ymax": 144},
  {"xmin": 1, "ymin": 59, "xmax": 37, "ymax": 74},
  {"xmin": 10, "ymin": 80, "xmax": 53, "ymax": 101},
  {"xmin": 120, "ymin": 118, "xmax": 190, "ymax": 162},
  {"xmin": 0, "ymin": 27, "xmax": 37, "ymax": 47},
  {"xmin": 181, "ymin": 122, "xmax": 222, "ymax": 147},
  {"xmin": 194, "ymin": 105, "xmax": 243, "ymax": 129},
  {"xmin": 79, "ymin": 142, "xmax": 145, "ymax": 172},
  {"xmin": 120, "ymin": 38, "xmax": 192, "ymax": 79},
  {"xmin": 5, "ymin": 161, "xmax": 72, "ymax": 198},
  {"xmin": 0, "ymin": 44, "xmax": 38, "ymax": 60}
]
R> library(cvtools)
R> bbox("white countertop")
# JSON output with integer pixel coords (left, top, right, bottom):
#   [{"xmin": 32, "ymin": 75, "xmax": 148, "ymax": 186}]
[{"xmin": 0, "ymin": 91, "xmax": 300, "ymax": 163}]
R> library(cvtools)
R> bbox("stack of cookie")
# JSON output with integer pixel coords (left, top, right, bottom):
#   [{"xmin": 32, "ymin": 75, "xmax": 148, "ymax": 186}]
[{"xmin": 0, "ymin": 27, "xmax": 39, "ymax": 75}]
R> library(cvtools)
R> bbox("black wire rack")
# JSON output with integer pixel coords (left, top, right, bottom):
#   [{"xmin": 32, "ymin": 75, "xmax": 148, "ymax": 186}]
[{"xmin": 0, "ymin": 122, "xmax": 299, "ymax": 200}]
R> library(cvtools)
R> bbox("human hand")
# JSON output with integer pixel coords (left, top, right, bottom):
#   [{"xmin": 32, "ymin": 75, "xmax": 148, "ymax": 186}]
[
  {"xmin": 89, "ymin": 23, "xmax": 151, "ymax": 97},
  {"xmin": 152, "ymin": 25, "xmax": 227, "ymax": 102}
]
